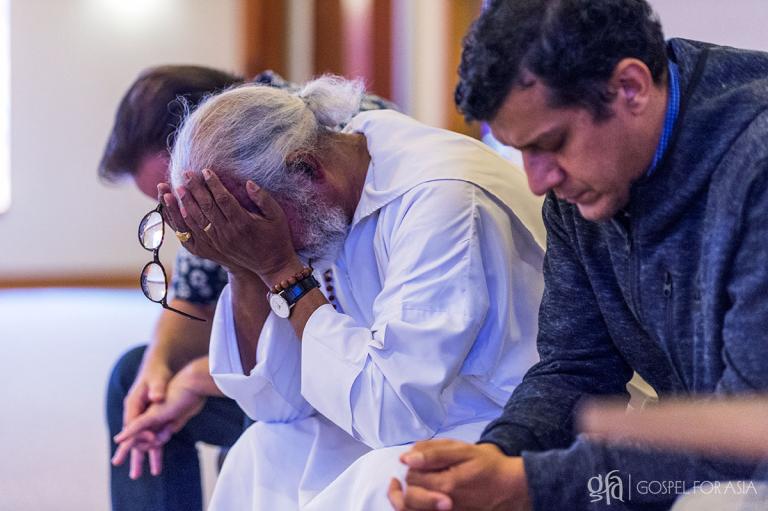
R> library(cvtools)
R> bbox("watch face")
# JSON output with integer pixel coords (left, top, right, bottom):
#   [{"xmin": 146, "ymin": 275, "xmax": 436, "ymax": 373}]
[{"xmin": 269, "ymin": 293, "xmax": 291, "ymax": 319}]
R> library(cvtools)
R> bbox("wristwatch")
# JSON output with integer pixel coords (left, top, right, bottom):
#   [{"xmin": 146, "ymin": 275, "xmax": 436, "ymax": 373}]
[{"xmin": 267, "ymin": 274, "xmax": 320, "ymax": 318}]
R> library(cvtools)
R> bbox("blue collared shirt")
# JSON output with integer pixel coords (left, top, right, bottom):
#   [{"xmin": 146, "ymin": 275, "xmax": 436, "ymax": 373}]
[{"xmin": 647, "ymin": 61, "xmax": 680, "ymax": 177}]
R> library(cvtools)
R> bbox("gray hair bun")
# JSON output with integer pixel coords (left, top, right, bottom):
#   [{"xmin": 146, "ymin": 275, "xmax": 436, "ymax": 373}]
[{"xmin": 298, "ymin": 75, "xmax": 365, "ymax": 128}]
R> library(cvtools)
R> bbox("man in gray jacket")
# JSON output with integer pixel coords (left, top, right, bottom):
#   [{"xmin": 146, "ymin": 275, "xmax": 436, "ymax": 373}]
[{"xmin": 389, "ymin": 0, "xmax": 768, "ymax": 509}]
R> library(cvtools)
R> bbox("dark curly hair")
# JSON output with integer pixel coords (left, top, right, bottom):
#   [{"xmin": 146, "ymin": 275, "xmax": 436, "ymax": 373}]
[
  {"xmin": 455, "ymin": 0, "xmax": 666, "ymax": 122},
  {"xmin": 99, "ymin": 65, "xmax": 243, "ymax": 183}
]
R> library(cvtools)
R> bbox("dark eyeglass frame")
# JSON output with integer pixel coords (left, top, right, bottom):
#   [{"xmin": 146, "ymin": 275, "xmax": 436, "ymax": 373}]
[{"xmin": 138, "ymin": 203, "xmax": 206, "ymax": 322}]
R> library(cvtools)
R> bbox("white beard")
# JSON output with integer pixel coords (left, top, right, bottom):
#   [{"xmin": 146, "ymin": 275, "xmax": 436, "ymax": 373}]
[
  {"xmin": 296, "ymin": 202, "xmax": 350, "ymax": 270},
  {"xmin": 276, "ymin": 172, "xmax": 351, "ymax": 270}
]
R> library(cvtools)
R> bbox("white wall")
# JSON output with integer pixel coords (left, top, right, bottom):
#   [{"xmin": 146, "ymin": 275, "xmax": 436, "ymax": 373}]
[
  {"xmin": 0, "ymin": 0, "xmax": 9, "ymax": 215},
  {"xmin": 649, "ymin": 0, "xmax": 768, "ymax": 52},
  {"xmin": 1, "ymin": 1, "xmax": 767, "ymax": 280},
  {"xmin": 0, "ymin": 0, "xmax": 243, "ymax": 279},
  {"xmin": 287, "ymin": 0, "xmax": 315, "ymax": 84},
  {"xmin": 391, "ymin": 0, "xmax": 450, "ymax": 127}
]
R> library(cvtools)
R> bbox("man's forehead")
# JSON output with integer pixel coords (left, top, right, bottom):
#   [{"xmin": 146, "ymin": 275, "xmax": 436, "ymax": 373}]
[{"xmin": 490, "ymin": 82, "xmax": 568, "ymax": 149}]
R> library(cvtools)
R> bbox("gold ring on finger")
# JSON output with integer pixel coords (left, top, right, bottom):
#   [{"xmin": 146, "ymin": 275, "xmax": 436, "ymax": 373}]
[{"xmin": 175, "ymin": 230, "xmax": 192, "ymax": 243}]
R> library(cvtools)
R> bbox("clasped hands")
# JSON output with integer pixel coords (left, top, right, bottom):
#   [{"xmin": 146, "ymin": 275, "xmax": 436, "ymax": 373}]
[
  {"xmin": 388, "ymin": 440, "xmax": 531, "ymax": 511},
  {"xmin": 159, "ymin": 169, "xmax": 303, "ymax": 285},
  {"xmin": 111, "ymin": 359, "xmax": 208, "ymax": 479}
]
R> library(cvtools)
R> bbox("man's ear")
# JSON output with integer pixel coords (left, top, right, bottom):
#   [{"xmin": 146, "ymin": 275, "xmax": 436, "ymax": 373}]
[
  {"xmin": 158, "ymin": 150, "xmax": 171, "ymax": 166},
  {"xmin": 609, "ymin": 58, "xmax": 656, "ymax": 115},
  {"xmin": 287, "ymin": 152, "xmax": 325, "ymax": 182}
]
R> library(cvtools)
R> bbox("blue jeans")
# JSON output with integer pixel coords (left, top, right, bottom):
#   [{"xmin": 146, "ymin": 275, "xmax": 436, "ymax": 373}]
[{"xmin": 106, "ymin": 345, "xmax": 245, "ymax": 511}]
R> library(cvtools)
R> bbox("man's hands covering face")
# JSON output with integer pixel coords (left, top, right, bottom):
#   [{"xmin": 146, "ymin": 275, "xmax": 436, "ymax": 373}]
[
  {"xmin": 159, "ymin": 169, "xmax": 302, "ymax": 285},
  {"xmin": 388, "ymin": 440, "xmax": 532, "ymax": 511}
]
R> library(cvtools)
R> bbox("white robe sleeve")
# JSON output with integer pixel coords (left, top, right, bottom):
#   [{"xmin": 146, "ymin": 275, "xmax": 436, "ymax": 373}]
[
  {"xmin": 301, "ymin": 181, "xmax": 497, "ymax": 448},
  {"xmin": 209, "ymin": 284, "xmax": 315, "ymax": 423}
]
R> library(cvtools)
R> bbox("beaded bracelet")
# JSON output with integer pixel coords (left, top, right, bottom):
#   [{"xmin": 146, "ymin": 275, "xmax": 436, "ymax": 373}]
[{"xmin": 270, "ymin": 266, "xmax": 314, "ymax": 294}]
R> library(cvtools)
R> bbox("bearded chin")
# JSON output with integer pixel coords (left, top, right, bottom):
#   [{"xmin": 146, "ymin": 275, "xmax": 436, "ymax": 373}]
[{"xmin": 296, "ymin": 204, "xmax": 350, "ymax": 270}]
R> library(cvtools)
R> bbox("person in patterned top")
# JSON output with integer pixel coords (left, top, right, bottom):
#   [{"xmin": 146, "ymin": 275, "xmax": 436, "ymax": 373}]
[{"xmin": 100, "ymin": 65, "xmax": 394, "ymax": 511}]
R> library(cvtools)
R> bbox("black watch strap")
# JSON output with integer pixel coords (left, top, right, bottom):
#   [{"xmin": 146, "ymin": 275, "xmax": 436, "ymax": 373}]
[{"xmin": 280, "ymin": 274, "xmax": 321, "ymax": 307}]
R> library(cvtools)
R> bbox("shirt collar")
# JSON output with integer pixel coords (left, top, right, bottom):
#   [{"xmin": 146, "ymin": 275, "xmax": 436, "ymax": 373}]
[{"xmin": 646, "ymin": 61, "xmax": 680, "ymax": 177}]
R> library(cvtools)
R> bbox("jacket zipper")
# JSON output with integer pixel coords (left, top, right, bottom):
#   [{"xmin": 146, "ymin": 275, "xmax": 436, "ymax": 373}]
[{"xmin": 663, "ymin": 270, "xmax": 688, "ymax": 391}]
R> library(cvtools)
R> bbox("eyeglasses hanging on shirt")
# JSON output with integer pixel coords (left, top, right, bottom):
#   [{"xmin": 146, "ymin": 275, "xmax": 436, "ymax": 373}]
[{"xmin": 138, "ymin": 204, "xmax": 206, "ymax": 322}]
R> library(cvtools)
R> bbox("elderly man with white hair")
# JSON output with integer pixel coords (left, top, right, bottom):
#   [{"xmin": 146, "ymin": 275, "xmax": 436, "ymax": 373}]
[{"xmin": 118, "ymin": 75, "xmax": 546, "ymax": 510}]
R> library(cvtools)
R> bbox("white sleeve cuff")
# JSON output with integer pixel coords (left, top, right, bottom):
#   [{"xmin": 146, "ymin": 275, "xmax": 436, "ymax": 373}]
[{"xmin": 209, "ymin": 284, "xmax": 314, "ymax": 422}]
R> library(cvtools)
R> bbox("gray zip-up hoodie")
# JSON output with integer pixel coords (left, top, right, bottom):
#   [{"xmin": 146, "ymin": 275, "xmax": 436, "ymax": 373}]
[{"xmin": 480, "ymin": 39, "xmax": 768, "ymax": 510}]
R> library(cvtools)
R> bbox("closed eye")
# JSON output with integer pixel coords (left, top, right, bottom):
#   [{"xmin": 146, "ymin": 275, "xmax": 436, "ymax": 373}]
[{"xmin": 519, "ymin": 130, "xmax": 566, "ymax": 154}]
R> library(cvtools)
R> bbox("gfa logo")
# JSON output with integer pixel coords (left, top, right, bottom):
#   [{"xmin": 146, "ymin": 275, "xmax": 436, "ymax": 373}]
[{"xmin": 587, "ymin": 470, "xmax": 625, "ymax": 504}]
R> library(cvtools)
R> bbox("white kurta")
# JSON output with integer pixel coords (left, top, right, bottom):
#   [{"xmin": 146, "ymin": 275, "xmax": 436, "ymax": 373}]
[{"xmin": 208, "ymin": 110, "xmax": 546, "ymax": 510}]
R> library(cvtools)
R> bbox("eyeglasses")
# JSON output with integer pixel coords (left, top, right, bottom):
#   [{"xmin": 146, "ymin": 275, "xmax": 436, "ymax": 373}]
[{"xmin": 138, "ymin": 204, "xmax": 206, "ymax": 321}]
